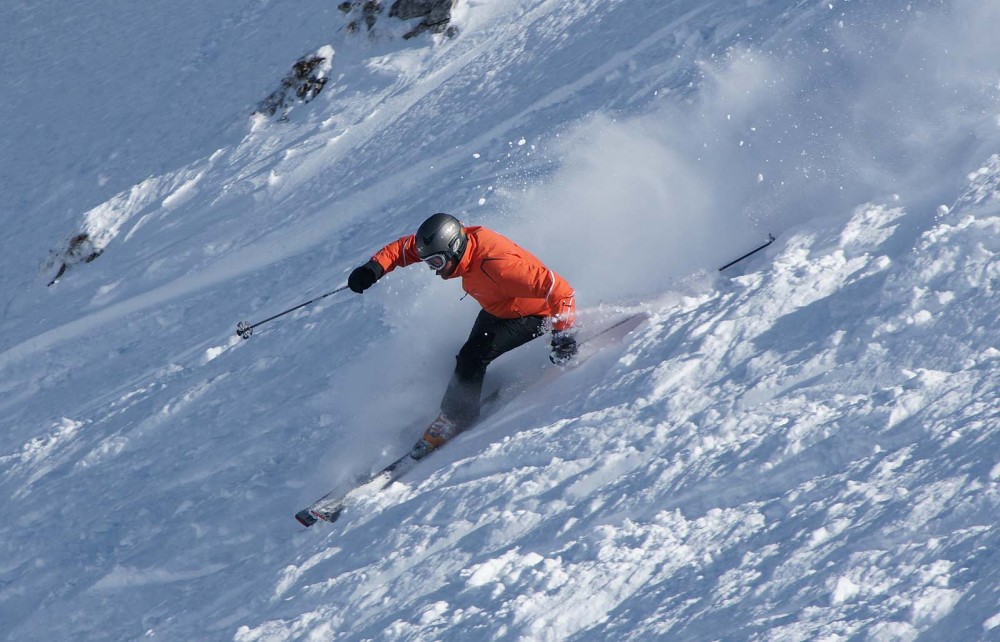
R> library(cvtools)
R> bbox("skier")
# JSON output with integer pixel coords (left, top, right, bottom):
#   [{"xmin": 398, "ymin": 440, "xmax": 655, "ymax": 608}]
[{"xmin": 347, "ymin": 213, "xmax": 577, "ymax": 458}]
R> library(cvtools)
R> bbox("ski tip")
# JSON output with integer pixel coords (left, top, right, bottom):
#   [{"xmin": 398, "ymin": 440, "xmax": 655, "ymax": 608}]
[
  {"xmin": 296, "ymin": 505, "xmax": 345, "ymax": 528},
  {"xmin": 295, "ymin": 509, "xmax": 318, "ymax": 528}
]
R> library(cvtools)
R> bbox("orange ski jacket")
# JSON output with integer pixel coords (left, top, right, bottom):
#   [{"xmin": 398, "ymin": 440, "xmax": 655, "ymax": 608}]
[{"xmin": 370, "ymin": 226, "xmax": 576, "ymax": 331}]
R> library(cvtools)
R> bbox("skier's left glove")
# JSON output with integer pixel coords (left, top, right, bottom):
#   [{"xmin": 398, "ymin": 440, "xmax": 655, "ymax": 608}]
[
  {"xmin": 549, "ymin": 330, "xmax": 578, "ymax": 366},
  {"xmin": 348, "ymin": 260, "xmax": 384, "ymax": 293}
]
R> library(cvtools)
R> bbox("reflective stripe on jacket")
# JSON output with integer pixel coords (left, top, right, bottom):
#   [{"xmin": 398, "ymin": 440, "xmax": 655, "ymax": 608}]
[{"xmin": 370, "ymin": 226, "xmax": 576, "ymax": 331}]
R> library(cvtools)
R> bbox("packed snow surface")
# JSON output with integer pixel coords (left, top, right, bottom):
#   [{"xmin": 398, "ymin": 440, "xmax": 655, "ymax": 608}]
[{"xmin": 1, "ymin": 1, "xmax": 999, "ymax": 640}]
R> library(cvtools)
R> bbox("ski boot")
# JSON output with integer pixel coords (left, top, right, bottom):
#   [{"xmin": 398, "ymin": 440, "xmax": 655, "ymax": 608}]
[{"xmin": 409, "ymin": 413, "xmax": 458, "ymax": 460}]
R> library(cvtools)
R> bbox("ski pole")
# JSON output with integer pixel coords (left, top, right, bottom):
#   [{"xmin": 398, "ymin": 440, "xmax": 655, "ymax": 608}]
[
  {"xmin": 718, "ymin": 233, "xmax": 776, "ymax": 272},
  {"xmin": 236, "ymin": 285, "xmax": 349, "ymax": 340},
  {"xmin": 580, "ymin": 314, "xmax": 642, "ymax": 346}
]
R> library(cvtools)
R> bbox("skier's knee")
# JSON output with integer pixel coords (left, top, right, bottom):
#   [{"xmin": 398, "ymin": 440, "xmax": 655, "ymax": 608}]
[
  {"xmin": 455, "ymin": 338, "xmax": 490, "ymax": 380},
  {"xmin": 455, "ymin": 350, "xmax": 486, "ymax": 380}
]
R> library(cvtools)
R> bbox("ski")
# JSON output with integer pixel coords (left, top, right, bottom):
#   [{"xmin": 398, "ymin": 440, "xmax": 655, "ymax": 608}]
[
  {"xmin": 295, "ymin": 389, "xmax": 504, "ymax": 528},
  {"xmin": 295, "ymin": 448, "xmax": 427, "ymax": 527},
  {"xmin": 295, "ymin": 312, "xmax": 648, "ymax": 528}
]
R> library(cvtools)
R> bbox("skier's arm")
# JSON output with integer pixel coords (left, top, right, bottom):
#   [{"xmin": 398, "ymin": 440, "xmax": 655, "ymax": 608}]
[
  {"xmin": 370, "ymin": 235, "xmax": 422, "ymax": 274},
  {"xmin": 486, "ymin": 257, "xmax": 576, "ymax": 331},
  {"xmin": 549, "ymin": 290, "xmax": 576, "ymax": 332},
  {"xmin": 348, "ymin": 235, "xmax": 422, "ymax": 293}
]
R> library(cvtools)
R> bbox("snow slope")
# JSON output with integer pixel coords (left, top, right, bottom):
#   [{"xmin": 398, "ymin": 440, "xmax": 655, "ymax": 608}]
[{"xmin": 1, "ymin": 0, "xmax": 999, "ymax": 640}]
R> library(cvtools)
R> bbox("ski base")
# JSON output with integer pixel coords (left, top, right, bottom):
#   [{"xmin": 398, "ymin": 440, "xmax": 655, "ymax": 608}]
[{"xmin": 296, "ymin": 448, "xmax": 426, "ymax": 528}]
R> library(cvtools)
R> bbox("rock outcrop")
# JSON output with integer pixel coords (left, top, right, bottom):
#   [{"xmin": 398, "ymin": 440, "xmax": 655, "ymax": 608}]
[
  {"xmin": 46, "ymin": 233, "xmax": 103, "ymax": 286},
  {"xmin": 340, "ymin": 0, "xmax": 458, "ymax": 39},
  {"xmin": 254, "ymin": 46, "xmax": 334, "ymax": 121}
]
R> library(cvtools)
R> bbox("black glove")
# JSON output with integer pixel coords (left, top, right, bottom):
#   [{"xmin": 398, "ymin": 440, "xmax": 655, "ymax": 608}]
[
  {"xmin": 348, "ymin": 260, "xmax": 384, "ymax": 293},
  {"xmin": 549, "ymin": 330, "xmax": 578, "ymax": 366}
]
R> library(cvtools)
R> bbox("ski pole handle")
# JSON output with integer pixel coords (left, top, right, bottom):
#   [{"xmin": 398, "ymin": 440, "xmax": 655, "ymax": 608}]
[{"xmin": 236, "ymin": 285, "xmax": 350, "ymax": 340}]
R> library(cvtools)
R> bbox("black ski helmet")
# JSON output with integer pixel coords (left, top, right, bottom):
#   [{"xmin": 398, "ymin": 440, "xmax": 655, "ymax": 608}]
[{"xmin": 414, "ymin": 213, "xmax": 468, "ymax": 265}]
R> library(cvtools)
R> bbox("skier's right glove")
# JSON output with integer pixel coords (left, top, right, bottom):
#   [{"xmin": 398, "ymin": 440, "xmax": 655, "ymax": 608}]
[
  {"xmin": 348, "ymin": 260, "xmax": 384, "ymax": 293},
  {"xmin": 549, "ymin": 330, "xmax": 578, "ymax": 366}
]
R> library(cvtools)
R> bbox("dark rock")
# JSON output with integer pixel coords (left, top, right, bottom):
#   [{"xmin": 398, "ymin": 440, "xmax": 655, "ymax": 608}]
[
  {"xmin": 339, "ymin": 0, "xmax": 384, "ymax": 33},
  {"xmin": 255, "ymin": 50, "xmax": 333, "ymax": 121},
  {"xmin": 363, "ymin": 1, "xmax": 382, "ymax": 30},
  {"xmin": 342, "ymin": 0, "xmax": 454, "ymax": 39},
  {"xmin": 390, "ymin": 0, "xmax": 456, "ymax": 37},
  {"xmin": 389, "ymin": 0, "xmax": 447, "ymax": 21},
  {"xmin": 47, "ymin": 232, "xmax": 103, "ymax": 286}
]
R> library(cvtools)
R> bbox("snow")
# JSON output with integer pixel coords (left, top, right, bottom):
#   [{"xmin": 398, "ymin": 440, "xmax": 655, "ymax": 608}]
[{"xmin": 2, "ymin": 0, "xmax": 1000, "ymax": 641}]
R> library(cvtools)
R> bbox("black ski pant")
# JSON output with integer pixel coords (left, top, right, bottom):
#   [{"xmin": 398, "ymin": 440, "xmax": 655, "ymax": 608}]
[{"xmin": 440, "ymin": 310, "xmax": 547, "ymax": 427}]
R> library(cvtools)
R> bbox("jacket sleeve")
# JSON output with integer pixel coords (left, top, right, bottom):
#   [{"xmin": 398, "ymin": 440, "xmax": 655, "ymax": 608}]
[
  {"xmin": 485, "ymin": 257, "xmax": 576, "ymax": 331},
  {"xmin": 546, "ymin": 274, "xmax": 576, "ymax": 332},
  {"xmin": 370, "ymin": 235, "xmax": 422, "ymax": 274},
  {"xmin": 549, "ymin": 284, "xmax": 576, "ymax": 332}
]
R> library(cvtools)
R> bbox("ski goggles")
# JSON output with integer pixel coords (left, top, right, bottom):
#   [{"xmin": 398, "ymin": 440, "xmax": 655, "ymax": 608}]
[{"xmin": 420, "ymin": 252, "xmax": 450, "ymax": 271}]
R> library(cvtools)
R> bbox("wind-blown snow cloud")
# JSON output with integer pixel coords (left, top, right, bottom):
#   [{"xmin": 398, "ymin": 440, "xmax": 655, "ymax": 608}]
[
  {"xmin": 508, "ymin": 0, "xmax": 1000, "ymax": 308},
  {"xmin": 507, "ymin": 50, "xmax": 789, "ymax": 306}
]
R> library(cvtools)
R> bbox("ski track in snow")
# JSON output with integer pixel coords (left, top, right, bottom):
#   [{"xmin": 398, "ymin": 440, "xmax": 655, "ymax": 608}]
[{"xmin": 2, "ymin": 1, "xmax": 1000, "ymax": 641}]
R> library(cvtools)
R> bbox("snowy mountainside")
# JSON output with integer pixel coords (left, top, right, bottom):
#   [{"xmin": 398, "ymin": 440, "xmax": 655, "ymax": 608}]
[
  {"xmin": 1, "ymin": 0, "xmax": 999, "ymax": 640},
  {"xmin": 235, "ymin": 157, "xmax": 1000, "ymax": 642}
]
